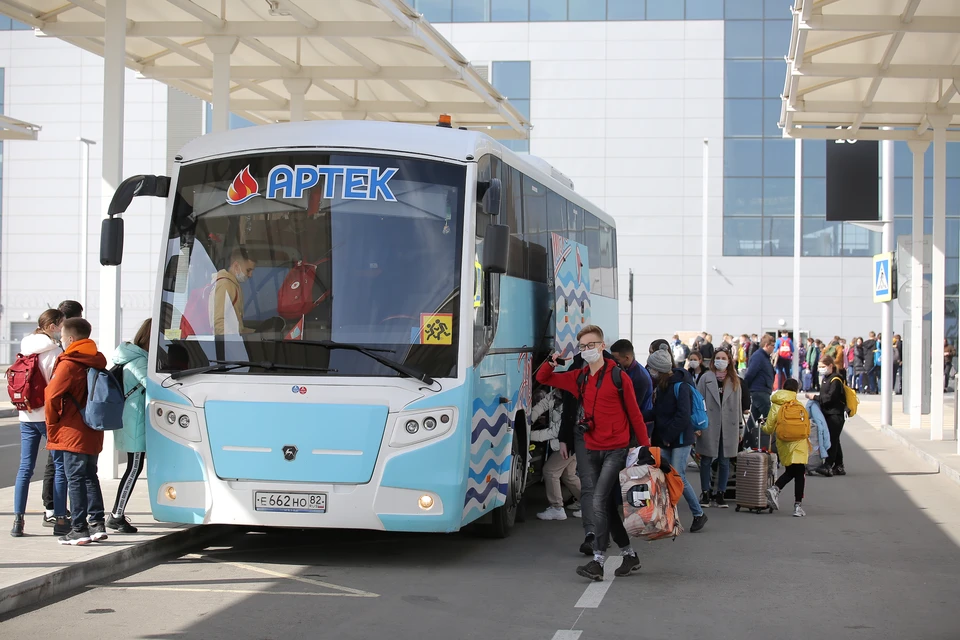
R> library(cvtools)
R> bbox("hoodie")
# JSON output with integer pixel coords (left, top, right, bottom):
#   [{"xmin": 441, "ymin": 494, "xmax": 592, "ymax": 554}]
[
  {"xmin": 112, "ymin": 342, "xmax": 148, "ymax": 453},
  {"xmin": 762, "ymin": 389, "xmax": 809, "ymax": 466},
  {"xmin": 18, "ymin": 332, "xmax": 63, "ymax": 423},
  {"xmin": 45, "ymin": 338, "xmax": 108, "ymax": 455},
  {"xmin": 651, "ymin": 368, "xmax": 696, "ymax": 448}
]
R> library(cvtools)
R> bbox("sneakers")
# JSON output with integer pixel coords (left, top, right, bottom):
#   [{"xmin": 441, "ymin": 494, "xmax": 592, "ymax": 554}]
[
  {"xmin": 566, "ymin": 501, "xmax": 582, "ymax": 511},
  {"xmin": 576, "ymin": 560, "xmax": 604, "ymax": 582},
  {"xmin": 579, "ymin": 534, "xmax": 595, "ymax": 556},
  {"xmin": 10, "ymin": 515, "xmax": 24, "ymax": 538},
  {"xmin": 699, "ymin": 491, "xmax": 712, "ymax": 508},
  {"xmin": 813, "ymin": 465, "xmax": 834, "ymax": 477},
  {"xmin": 690, "ymin": 513, "xmax": 708, "ymax": 532},
  {"xmin": 714, "ymin": 492, "xmax": 728, "ymax": 508},
  {"xmin": 766, "ymin": 485, "xmax": 781, "ymax": 511},
  {"xmin": 53, "ymin": 517, "xmax": 71, "ymax": 536},
  {"xmin": 833, "ymin": 465, "xmax": 846, "ymax": 476},
  {"xmin": 793, "ymin": 503, "xmax": 806, "ymax": 517},
  {"xmin": 107, "ymin": 514, "xmax": 138, "ymax": 533},
  {"xmin": 42, "ymin": 513, "xmax": 56, "ymax": 528},
  {"xmin": 58, "ymin": 529, "xmax": 92, "ymax": 546},
  {"xmin": 570, "ymin": 510, "xmax": 582, "ymax": 519},
  {"xmin": 614, "ymin": 553, "xmax": 641, "ymax": 577},
  {"xmin": 89, "ymin": 521, "xmax": 109, "ymax": 542},
  {"xmin": 537, "ymin": 506, "xmax": 567, "ymax": 521}
]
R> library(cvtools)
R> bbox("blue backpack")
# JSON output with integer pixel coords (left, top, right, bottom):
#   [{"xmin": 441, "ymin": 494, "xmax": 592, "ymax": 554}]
[
  {"xmin": 873, "ymin": 346, "xmax": 881, "ymax": 367},
  {"xmin": 80, "ymin": 367, "xmax": 126, "ymax": 431},
  {"xmin": 673, "ymin": 381, "xmax": 709, "ymax": 443}
]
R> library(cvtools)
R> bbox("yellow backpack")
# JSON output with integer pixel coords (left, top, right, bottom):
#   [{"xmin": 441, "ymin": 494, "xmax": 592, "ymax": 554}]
[
  {"xmin": 777, "ymin": 400, "xmax": 811, "ymax": 441},
  {"xmin": 832, "ymin": 376, "xmax": 859, "ymax": 417}
]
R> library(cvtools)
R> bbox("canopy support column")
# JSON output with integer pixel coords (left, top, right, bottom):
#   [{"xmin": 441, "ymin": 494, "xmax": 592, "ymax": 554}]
[
  {"xmin": 98, "ymin": 0, "xmax": 126, "ymax": 480},
  {"xmin": 792, "ymin": 138, "xmax": 802, "ymax": 381},
  {"xmin": 206, "ymin": 36, "xmax": 238, "ymax": 133},
  {"xmin": 881, "ymin": 138, "xmax": 895, "ymax": 429},
  {"xmin": 908, "ymin": 140, "xmax": 930, "ymax": 430},
  {"xmin": 929, "ymin": 113, "xmax": 951, "ymax": 440},
  {"xmin": 283, "ymin": 78, "xmax": 312, "ymax": 122}
]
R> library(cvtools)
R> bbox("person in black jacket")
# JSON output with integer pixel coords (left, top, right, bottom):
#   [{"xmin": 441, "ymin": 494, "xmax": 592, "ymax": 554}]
[
  {"xmin": 893, "ymin": 335, "xmax": 903, "ymax": 395},
  {"xmin": 808, "ymin": 354, "xmax": 847, "ymax": 477},
  {"xmin": 853, "ymin": 337, "xmax": 867, "ymax": 392},
  {"xmin": 862, "ymin": 332, "xmax": 878, "ymax": 394}
]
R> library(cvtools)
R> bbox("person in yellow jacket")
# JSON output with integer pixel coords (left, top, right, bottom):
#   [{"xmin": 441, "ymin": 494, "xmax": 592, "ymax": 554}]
[
  {"xmin": 212, "ymin": 247, "xmax": 256, "ymax": 335},
  {"xmin": 761, "ymin": 378, "xmax": 809, "ymax": 517}
]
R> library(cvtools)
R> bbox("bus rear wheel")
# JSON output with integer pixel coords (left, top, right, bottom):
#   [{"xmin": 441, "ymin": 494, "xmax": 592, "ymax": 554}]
[{"xmin": 488, "ymin": 433, "xmax": 524, "ymax": 538}]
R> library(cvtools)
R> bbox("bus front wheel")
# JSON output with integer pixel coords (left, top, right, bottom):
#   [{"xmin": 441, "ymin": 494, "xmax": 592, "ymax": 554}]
[{"xmin": 489, "ymin": 433, "xmax": 524, "ymax": 538}]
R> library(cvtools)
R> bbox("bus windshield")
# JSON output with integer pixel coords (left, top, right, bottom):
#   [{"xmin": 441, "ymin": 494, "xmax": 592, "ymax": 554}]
[{"xmin": 156, "ymin": 152, "xmax": 465, "ymax": 379}]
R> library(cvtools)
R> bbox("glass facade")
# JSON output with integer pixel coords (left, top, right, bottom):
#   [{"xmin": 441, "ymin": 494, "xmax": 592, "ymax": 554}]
[
  {"xmin": 203, "ymin": 103, "xmax": 256, "ymax": 134},
  {"xmin": 491, "ymin": 61, "xmax": 530, "ymax": 153},
  {"xmin": 411, "ymin": 0, "xmax": 723, "ymax": 22}
]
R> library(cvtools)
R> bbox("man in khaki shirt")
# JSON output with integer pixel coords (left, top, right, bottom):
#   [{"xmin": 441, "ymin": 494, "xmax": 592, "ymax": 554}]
[{"xmin": 211, "ymin": 247, "xmax": 256, "ymax": 335}]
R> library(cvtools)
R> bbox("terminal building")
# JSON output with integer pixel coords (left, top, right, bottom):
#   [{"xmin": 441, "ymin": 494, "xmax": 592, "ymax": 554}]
[{"xmin": 0, "ymin": 0, "xmax": 958, "ymax": 355}]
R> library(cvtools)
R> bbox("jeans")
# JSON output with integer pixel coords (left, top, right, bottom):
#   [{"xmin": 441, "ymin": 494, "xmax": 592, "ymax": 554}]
[
  {"xmin": 62, "ymin": 451, "xmax": 105, "ymax": 532},
  {"xmin": 664, "ymin": 445, "xmax": 704, "ymax": 517},
  {"xmin": 824, "ymin": 412, "xmax": 845, "ymax": 468},
  {"xmin": 698, "ymin": 433, "xmax": 731, "ymax": 496},
  {"xmin": 847, "ymin": 367, "xmax": 856, "ymax": 387},
  {"xmin": 574, "ymin": 435, "xmax": 596, "ymax": 537},
  {"xmin": 580, "ymin": 447, "xmax": 630, "ymax": 557},
  {"xmin": 14, "ymin": 422, "xmax": 66, "ymax": 517},
  {"xmin": 775, "ymin": 357, "xmax": 792, "ymax": 387}
]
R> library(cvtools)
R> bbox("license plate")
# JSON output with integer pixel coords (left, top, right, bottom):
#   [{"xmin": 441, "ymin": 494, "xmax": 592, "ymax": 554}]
[{"xmin": 254, "ymin": 491, "xmax": 326, "ymax": 513}]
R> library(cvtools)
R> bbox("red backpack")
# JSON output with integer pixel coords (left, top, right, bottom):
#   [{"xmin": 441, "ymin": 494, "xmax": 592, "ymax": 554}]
[
  {"xmin": 778, "ymin": 338, "xmax": 792, "ymax": 358},
  {"xmin": 180, "ymin": 275, "xmax": 236, "ymax": 338},
  {"xmin": 7, "ymin": 353, "xmax": 46, "ymax": 411},
  {"xmin": 277, "ymin": 259, "xmax": 330, "ymax": 319}
]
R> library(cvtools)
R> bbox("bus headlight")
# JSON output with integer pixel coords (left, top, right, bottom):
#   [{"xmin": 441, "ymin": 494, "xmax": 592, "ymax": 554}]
[
  {"xmin": 389, "ymin": 408, "xmax": 457, "ymax": 448},
  {"xmin": 151, "ymin": 401, "xmax": 202, "ymax": 443}
]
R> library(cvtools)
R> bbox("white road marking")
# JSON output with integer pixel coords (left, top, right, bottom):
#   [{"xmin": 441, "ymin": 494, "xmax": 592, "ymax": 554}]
[
  {"xmin": 0, "ymin": 443, "xmax": 20, "ymax": 449},
  {"xmin": 90, "ymin": 585, "xmax": 363, "ymax": 597},
  {"xmin": 182, "ymin": 552, "xmax": 379, "ymax": 598},
  {"xmin": 551, "ymin": 632, "xmax": 583, "ymax": 640},
  {"xmin": 573, "ymin": 556, "xmax": 622, "ymax": 608}
]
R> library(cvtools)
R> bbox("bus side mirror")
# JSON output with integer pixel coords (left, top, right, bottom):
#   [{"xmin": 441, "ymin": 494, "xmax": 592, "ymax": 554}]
[
  {"xmin": 483, "ymin": 224, "xmax": 510, "ymax": 275},
  {"xmin": 480, "ymin": 177, "xmax": 501, "ymax": 217},
  {"xmin": 100, "ymin": 217, "xmax": 124, "ymax": 266}
]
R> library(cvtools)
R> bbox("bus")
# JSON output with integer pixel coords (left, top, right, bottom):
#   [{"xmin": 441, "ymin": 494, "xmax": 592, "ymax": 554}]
[{"xmin": 101, "ymin": 119, "xmax": 619, "ymax": 537}]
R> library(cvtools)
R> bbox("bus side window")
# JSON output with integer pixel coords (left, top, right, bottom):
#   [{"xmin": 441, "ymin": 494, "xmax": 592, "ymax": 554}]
[
  {"xmin": 567, "ymin": 202, "xmax": 583, "ymax": 247},
  {"xmin": 505, "ymin": 166, "xmax": 526, "ymax": 279},
  {"xmin": 600, "ymin": 222, "xmax": 614, "ymax": 299},
  {"xmin": 522, "ymin": 175, "xmax": 548, "ymax": 284},
  {"xmin": 585, "ymin": 211, "xmax": 602, "ymax": 296}
]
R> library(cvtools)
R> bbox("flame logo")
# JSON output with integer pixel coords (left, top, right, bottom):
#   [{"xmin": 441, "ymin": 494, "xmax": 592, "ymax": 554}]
[{"xmin": 226, "ymin": 165, "xmax": 260, "ymax": 205}]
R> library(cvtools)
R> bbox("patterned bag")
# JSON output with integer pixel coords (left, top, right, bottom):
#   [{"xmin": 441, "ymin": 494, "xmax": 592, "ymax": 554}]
[{"xmin": 620, "ymin": 447, "xmax": 683, "ymax": 541}]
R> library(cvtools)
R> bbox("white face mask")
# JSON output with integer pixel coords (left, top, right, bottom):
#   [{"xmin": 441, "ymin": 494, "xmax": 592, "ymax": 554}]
[
  {"xmin": 581, "ymin": 348, "xmax": 602, "ymax": 364},
  {"xmin": 818, "ymin": 366, "xmax": 829, "ymax": 375},
  {"xmin": 235, "ymin": 270, "xmax": 249, "ymax": 284},
  {"xmin": 715, "ymin": 359, "xmax": 728, "ymax": 371},
  {"xmin": 689, "ymin": 361, "xmax": 701, "ymax": 370}
]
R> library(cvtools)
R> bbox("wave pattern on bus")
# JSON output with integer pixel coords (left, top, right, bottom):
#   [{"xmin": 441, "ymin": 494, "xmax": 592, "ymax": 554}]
[{"xmin": 462, "ymin": 392, "xmax": 517, "ymax": 523}]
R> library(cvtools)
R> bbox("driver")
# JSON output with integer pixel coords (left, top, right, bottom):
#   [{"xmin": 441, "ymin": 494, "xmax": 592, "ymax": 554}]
[{"xmin": 212, "ymin": 246, "xmax": 256, "ymax": 335}]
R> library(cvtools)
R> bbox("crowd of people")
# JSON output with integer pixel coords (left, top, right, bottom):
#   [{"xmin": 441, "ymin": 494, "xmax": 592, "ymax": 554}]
[
  {"xmin": 11, "ymin": 300, "xmax": 151, "ymax": 544},
  {"xmin": 532, "ymin": 326, "xmax": 858, "ymax": 581}
]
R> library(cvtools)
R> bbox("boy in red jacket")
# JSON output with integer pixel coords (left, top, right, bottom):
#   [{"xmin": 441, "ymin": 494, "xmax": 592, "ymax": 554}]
[
  {"xmin": 537, "ymin": 325, "xmax": 649, "ymax": 581},
  {"xmin": 45, "ymin": 318, "xmax": 109, "ymax": 546}
]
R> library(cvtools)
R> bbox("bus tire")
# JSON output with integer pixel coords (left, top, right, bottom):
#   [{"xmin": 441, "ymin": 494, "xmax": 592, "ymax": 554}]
[{"xmin": 489, "ymin": 432, "xmax": 523, "ymax": 538}]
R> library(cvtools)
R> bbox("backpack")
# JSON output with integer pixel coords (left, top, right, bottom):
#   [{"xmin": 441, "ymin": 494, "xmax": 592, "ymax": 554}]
[
  {"xmin": 672, "ymin": 381, "xmax": 708, "ymax": 442},
  {"xmin": 778, "ymin": 338, "xmax": 792, "ymax": 358},
  {"xmin": 179, "ymin": 275, "xmax": 235, "ymax": 338},
  {"xmin": 6, "ymin": 353, "xmax": 46, "ymax": 411},
  {"xmin": 873, "ymin": 346, "xmax": 882, "ymax": 367},
  {"xmin": 76, "ymin": 368, "xmax": 127, "ymax": 431},
  {"xmin": 777, "ymin": 399, "xmax": 810, "ymax": 441},
  {"xmin": 620, "ymin": 446, "xmax": 683, "ymax": 541},
  {"xmin": 277, "ymin": 259, "xmax": 330, "ymax": 320},
  {"xmin": 108, "ymin": 363, "xmax": 144, "ymax": 401},
  {"xmin": 832, "ymin": 375, "xmax": 859, "ymax": 417}
]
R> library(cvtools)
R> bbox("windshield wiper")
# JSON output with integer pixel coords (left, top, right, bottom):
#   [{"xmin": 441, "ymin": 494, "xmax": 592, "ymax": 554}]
[
  {"xmin": 170, "ymin": 360, "xmax": 335, "ymax": 381},
  {"xmin": 278, "ymin": 339, "xmax": 435, "ymax": 386}
]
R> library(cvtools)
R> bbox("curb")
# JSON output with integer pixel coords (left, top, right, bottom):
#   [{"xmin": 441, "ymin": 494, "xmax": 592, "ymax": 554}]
[
  {"xmin": 872, "ymin": 422, "xmax": 960, "ymax": 489},
  {"xmin": 0, "ymin": 408, "xmax": 18, "ymax": 419},
  {"xmin": 0, "ymin": 524, "xmax": 232, "ymax": 619}
]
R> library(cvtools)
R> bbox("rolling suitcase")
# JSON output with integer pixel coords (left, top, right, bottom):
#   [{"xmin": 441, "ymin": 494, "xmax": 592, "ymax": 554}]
[
  {"xmin": 802, "ymin": 370, "xmax": 813, "ymax": 392},
  {"xmin": 735, "ymin": 448, "xmax": 778, "ymax": 514}
]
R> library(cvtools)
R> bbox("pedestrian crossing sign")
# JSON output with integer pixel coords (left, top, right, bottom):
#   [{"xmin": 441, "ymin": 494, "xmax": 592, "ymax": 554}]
[{"xmin": 873, "ymin": 252, "xmax": 895, "ymax": 303}]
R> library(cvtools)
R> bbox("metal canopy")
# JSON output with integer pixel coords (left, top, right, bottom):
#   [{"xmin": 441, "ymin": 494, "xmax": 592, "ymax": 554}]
[
  {"xmin": 0, "ymin": 0, "xmax": 529, "ymax": 138},
  {"xmin": 0, "ymin": 114, "xmax": 40, "ymax": 139},
  {"xmin": 781, "ymin": 0, "xmax": 960, "ymax": 141}
]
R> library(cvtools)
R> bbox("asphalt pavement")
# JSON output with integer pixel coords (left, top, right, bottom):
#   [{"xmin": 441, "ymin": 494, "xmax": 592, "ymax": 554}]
[
  {"xmin": 3, "ymin": 417, "xmax": 960, "ymax": 639},
  {"xmin": 0, "ymin": 417, "xmax": 22, "ymax": 489}
]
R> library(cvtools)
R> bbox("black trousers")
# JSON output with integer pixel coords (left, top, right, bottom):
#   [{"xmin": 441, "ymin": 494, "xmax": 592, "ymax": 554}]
[
  {"xmin": 824, "ymin": 412, "xmax": 845, "ymax": 468},
  {"xmin": 41, "ymin": 451, "xmax": 56, "ymax": 511},
  {"xmin": 775, "ymin": 463, "xmax": 806, "ymax": 503},
  {"xmin": 111, "ymin": 452, "xmax": 145, "ymax": 516}
]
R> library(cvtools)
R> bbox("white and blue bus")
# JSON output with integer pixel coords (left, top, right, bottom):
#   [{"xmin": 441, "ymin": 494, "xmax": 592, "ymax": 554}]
[{"xmin": 101, "ymin": 119, "xmax": 619, "ymax": 536}]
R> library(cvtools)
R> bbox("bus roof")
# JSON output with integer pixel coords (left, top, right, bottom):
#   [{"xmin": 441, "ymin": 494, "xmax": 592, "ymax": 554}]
[{"xmin": 177, "ymin": 120, "xmax": 614, "ymax": 229}]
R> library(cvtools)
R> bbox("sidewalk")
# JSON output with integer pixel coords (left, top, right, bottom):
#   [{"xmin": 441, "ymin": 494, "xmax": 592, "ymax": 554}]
[
  {"xmin": 0, "ymin": 475, "xmax": 225, "ymax": 618},
  {"xmin": 0, "ymin": 377, "xmax": 17, "ymax": 418},
  {"xmin": 855, "ymin": 395, "xmax": 960, "ymax": 487}
]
